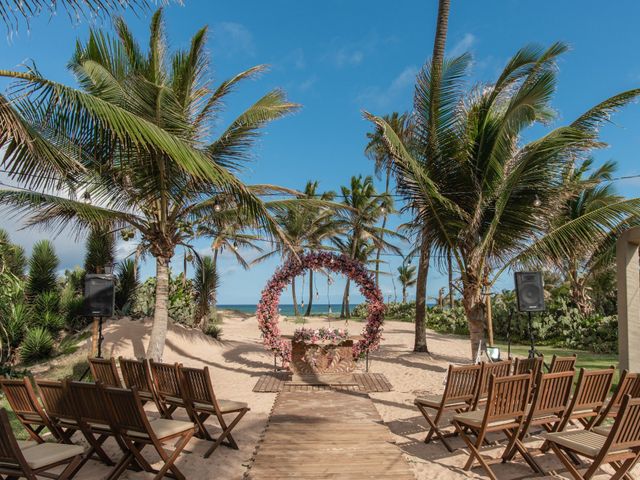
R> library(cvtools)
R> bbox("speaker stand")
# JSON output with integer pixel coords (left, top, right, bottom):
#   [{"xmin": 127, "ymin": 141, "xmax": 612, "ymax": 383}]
[
  {"xmin": 527, "ymin": 311, "xmax": 543, "ymax": 359},
  {"xmin": 80, "ymin": 316, "xmax": 105, "ymax": 381}
]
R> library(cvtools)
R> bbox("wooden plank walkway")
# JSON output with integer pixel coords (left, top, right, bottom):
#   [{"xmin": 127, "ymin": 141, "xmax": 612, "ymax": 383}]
[
  {"xmin": 245, "ymin": 390, "xmax": 415, "ymax": 479},
  {"xmin": 253, "ymin": 372, "xmax": 393, "ymax": 393}
]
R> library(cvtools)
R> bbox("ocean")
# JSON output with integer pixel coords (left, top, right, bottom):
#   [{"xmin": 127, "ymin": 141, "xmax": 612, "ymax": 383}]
[{"xmin": 217, "ymin": 304, "xmax": 353, "ymax": 316}]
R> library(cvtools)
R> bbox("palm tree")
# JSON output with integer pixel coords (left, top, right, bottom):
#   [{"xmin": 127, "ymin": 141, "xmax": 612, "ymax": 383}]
[
  {"xmin": 397, "ymin": 262, "xmax": 417, "ymax": 304},
  {"xmin": 115, "ymin": 258, "xmax": 138, "ymax": 313},
  {"xmin": 0, "ymin": 0, "xmax": 157, "ymax": 31},
  {"xmin": 193, "ymin": 255, "xmax": 219, "ymax": 331},
  {"xmin": 333, "ymin": 175, "xmax": 400, "ymax": 318},
  {"xmin": 533, "ymin": 159, "xmax": 640, "ymax": 315},
  {"xmin": 84, "ymin": 226, "xmax": 115, "ymax": 274},
  {"xmin": 0, "ymin": 10, "xmax": 298, "ymax": 360},
  {"xmin": 366, "ymin": 43, "xmax": 640, "ymax": 359},
  {"xmin": 256, "ymin": 181, "xmax": 338, "ymax": 317},
  {"xmin": 365, "ymin": 112, "xmax": 412, "ymax": 288}
]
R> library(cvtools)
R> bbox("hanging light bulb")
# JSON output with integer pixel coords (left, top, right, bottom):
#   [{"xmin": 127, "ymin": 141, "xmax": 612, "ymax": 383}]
[
  {"xmin": 233, "ymin": 240, "xmax": 239, "ymax": 250},
  {"xmin": 533, "ymin": 195, "xmax": 542, "ymax": 208},
  {"xmin": 380, "ymin": 206, "xmax": 387, "ymax": 214},
  {"xmin": 82, "ymin": 191, "xmax": 92, "ymax": 204},
  {"xmin": 213, "ymin": 198, "xmax": 222, "ymax": 213}
]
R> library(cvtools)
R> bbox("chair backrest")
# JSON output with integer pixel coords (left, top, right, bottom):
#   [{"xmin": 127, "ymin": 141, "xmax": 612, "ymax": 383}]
[
  {"xmin": 149, "ymin": 360, "xmax": 182, "ymax": 398},
  {"xmin": 101, "ymin": 386, "xmax": 152, "ymax": 439},
  {"xmin": 0, "ymin": 377, "xmax": 46, "ymax": 420},
  {"xmin": 36, "ymin": 379, "xmax": 75, "ymax": 421},
  {"xmin": 179, "ymin": 366, "xmax": 217, "ymax": 406},
  {"xmin": 67, "ymin": 381, "xmax": 111, "ymax": 426},
  {"xmin": 602, "ymin": 370, "xmax": 640, "ymax": 417},
  {"xmin": 477, "ymin": 360, "xmax": 513, "ymax": 399},
  {"xmin": 485, "ymin": 373, "xmax": 532, "ymax": 422},
  {"xmin": 119, "ymin": 357, "xmax": 154, "ymax": 395},
  {"xmin": 548, "ymin": 354, "xmax": 577, "ymax": 373},
  {"xmin": 529, "ymin": 370, "xmax": 574, "ymax": 419},
  {"xmin": 570, "ymin": 367, "xmax": 615, "ymax": 412},
  {"xmin": 513, "ymin": 356, "xmax": 544, "ymax": 377},
  {"xmin": 443, "ymin": 364, "xmax": 481, "ymax": 404},
  {"xmin": 608, "ymin": 396, "xmax": 640, "ymax": 452},
  {"xmin": 88, "ymin": 357, "xmax": 122, "ymax": 388},
  {"xmin": 0, "ymin": 409, "xmax": 28, "ymax": 473}
]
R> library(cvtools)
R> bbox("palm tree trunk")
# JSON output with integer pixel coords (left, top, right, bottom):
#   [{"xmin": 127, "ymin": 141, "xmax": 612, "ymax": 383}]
[
  {"xmin": 432, "ymin": 0, "xmax": 451, "ymax": 66},
  {"xmin": 374, "ymin": 167, "xmax": 391, "ymax": 287},
  {"xmin": 414, "ymin": 230, "xmax": 431, "ymax": 352},
  {"xmin": 147, "ymin": 255, "xmax": 170, "ymax": 361},
  {"xmin": 402, "ymin": 285, "xmax": 407, "ymax": 304},
  {"xmin": 462, "ymin": 277, "xmax": 484, "ymax": 360},
  {"xmin": 292, "ymin": 276, "xmax": 299, "ymax": 316},
  {"xmin": 305, "ymin": 269, "xmax": 314, "ymax": 316},
  {"xmin": 448, "ymin": 252, "xmax": 454, "ymax": 308},
  {"xmin": 211, "ymin": 248, "xmax": 219, "ymax": 321},
  {"xmin": 341, "ymin": 279, "xmax": 351, "ymax": 319}
]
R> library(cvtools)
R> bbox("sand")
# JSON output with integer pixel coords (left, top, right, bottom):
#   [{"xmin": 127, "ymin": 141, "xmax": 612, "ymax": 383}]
[{"xmin": 38, "ymin": 312, "xmax": 638, "ymax": 479}]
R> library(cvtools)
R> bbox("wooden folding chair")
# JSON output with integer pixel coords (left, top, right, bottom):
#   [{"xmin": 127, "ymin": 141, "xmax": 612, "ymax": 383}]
[
  {"xmin": 101, "ymin": 386, "xmax": 195, "ymax": 480},
  {"xmin": 452, "ymin": 373, "xmax": 537, "ymax": 480},
  {"xmin": 513, "ymin": 356, "xmax": 544, "ymax": 377},
  {"xmin": 473, "ymin": 359, "xmax": 513, "ymax": 409},
  {"xmin": 118, "ymin": 357, "xmax": 157, "ymax": 406},
  {"xmin": 35, "ymin": 379, "xmax": 80, "ymax": 444},
  {"xmin": 502, "ymin": 370, "xmax": 575, "ymax": 466},
  {"xmin": 548, "ymin": 354, "xmax": 577, "ymax": 373},
  {"xmin": 179, "ymin": 365, "xmax": 250, "ymax": 457},
  {"xmin": 542, "ymin": 395, "xmax": 640, "ymax": 480},
  {"xmin": 558, "ymin": 367, "xmax": 616, "ymax": 431},
  {"xmin": 88, "ymin": 357, "xmax": 123, "ymax": 388},
  {"xmin": 413, "ymin": 363, "xmax": 481, "ymax": 452},
  {"xmin": 0, "ymin": 377, "xmax": 59, "ymax": 443},
  {"xmin": 595, "ymin": 370, "xmax": 640, "ymax": 427},
  {"xmin": 66, "ymin": 381, "xmax": 125, "ymax": 469},
  {"xmin": 0, "ymin": 408, "xmax": 83, "ymax": 480},
  {"xmin": 149, "ymin": 360, "xmax": 185, "ymax": 418}
]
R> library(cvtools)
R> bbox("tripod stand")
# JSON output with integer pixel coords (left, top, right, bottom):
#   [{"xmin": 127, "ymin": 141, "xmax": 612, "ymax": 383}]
[
  {"xmin": 80, "ymin": 316, "xmax": 105, "ymax": 381},
  {"xmin": 526, "ymin": 311, "xmax": 543, "ymax": 359}
]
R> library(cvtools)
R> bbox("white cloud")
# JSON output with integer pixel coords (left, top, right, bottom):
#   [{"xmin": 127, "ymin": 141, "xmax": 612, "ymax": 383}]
[
  {"xmin": 450, "ymin": 33, "xmax": 477, "ymax": 57},
  {"xmin": 212, "ymin": 22, "xmax": 255, "ymax": 57},
  {"xmin": 298, "ymin": 76, "xmax": 317, "ymax": 92},
  {"xmin": 332, "ymin": 47, "xmax": 364, "ymax": 67},
  {"xmin": 357, "ymin": 65, "xmax": 418, "ymax": 110}
]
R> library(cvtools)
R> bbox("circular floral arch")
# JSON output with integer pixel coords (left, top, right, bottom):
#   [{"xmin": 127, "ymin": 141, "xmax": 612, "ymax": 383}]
[{"xmin": 256, "ymin": 251, "xmax": 386, "ymax": 364}]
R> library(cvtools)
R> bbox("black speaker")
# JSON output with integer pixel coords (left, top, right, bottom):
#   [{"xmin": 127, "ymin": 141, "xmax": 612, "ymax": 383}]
[
  {"xmin": 514, "ymin": 272, "xmax": 545, "ymax": 312},
  {"xmin": 84, "ymin": 274, "xmax": 115, "ymax": 317}
]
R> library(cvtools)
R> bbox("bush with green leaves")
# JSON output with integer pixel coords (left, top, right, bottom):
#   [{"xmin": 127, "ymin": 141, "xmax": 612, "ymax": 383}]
[
  {"xmin": 203, "ymin": 323, "xmax": 223, "ymax": 339},
  {"xmin": 20, "ymin": 327, "xmax": 54, "ymax": 363},
  {"xmin": 132, "ymin": 272, "xmax": 196, "ymax": 326},
  {"xmin": 352, "ymin": 301, "xmax": 417, "ymax": 320},
  {"xmin": 0, "ymin": 229, "xmax": 26, "ymax": 277},
  {"xmin": 115, "ymin": 259, "xmax": 138, "ymax": 314}
]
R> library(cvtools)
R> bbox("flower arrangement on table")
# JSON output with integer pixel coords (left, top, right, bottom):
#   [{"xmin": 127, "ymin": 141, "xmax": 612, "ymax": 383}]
[{"xmin": 292, "ymin": 327, "xmax": 350, "ymax": 345}]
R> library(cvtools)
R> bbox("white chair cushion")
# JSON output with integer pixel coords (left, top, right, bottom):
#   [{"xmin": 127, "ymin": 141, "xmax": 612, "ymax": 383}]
[
  {"xmin": 194, "ymin": 399, "xmax": 248, "ymax": 413},
  {"xmin": 128, "ymin": 418, "xmax": 193, "ymax": 439},
  {"xmin": 21, "ymin": 443, "xmax": 84, "ymax": 469},
  {"xmin": 542, "ymin": 430, "xmax": 626, "ymax": 457},
  {"xmin": 592, "ymin": 425, "xmax": 612, "ymax": 436},
  {"xmin": 17, "ymin": 440, "xmax": 37, "ymax": 449},
  {"xmin": 453, "ymin": 409, "xmax": 516, "ymax": 429}
]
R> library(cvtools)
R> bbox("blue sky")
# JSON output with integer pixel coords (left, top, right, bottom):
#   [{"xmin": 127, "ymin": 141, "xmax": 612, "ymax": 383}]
[{"xmin": 2, "ymin": 0, "xmax": 640, "ymax": 305}]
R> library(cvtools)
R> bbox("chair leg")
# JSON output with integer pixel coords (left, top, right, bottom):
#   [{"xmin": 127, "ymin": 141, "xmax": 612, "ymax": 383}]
[
  {"xmin": 58, "ymin": 455, "xmax": 83, "ymax": 480},
  {"xmin": 204, "ymin": 409, "xmax": 248, "ymax": 458},
  {"xmin": 453, "ymin": 421, "xmax": 496, "ymax": 480},
  {"xmin": 153, "ymin": 431, "xmax": 194, "ymax": 480},
  {"xmin": 548, "ymin": 442, "xmax": 585, "ymax": 480},
  {"xmin": 416, "ymin": 404, "xmax": 454, "ymax": 452}
]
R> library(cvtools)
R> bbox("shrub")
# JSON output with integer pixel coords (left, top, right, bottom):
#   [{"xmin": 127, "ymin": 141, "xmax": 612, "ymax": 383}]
[
  {"xmin": 27, "ymin": 240, "xmax": 59, "ymax": 296},
  {"xmin": 34, "ymin": 291, "xmax": 60, "ymax": 315},
  {"xmin": 20, "ymin": 327, "xmax": 54, "ymax": 363},
  {"xmin": 56, "ymin": 334, "xmax": 82, "ymax": 356},
  {"xmin": 38, "ymin": 312, "xmax": 66, "ymax": 335},
  {"xmin": 131, "ymin": 273, "xmax": 196, "ymax": 326},
  {"xmin": 426, "ymin": 306, "xmax": 469, "ymax": 335},
  {"xmin": 203, "ymin": 323, "xmax": 223, "ymax": 339},
  {"xmin": 352, "ymin": 301, "xmax": 416, "ymax": 320},
  {"xmin": 115, "ymin": 259, "xmax": 138, "ymax": 314}
]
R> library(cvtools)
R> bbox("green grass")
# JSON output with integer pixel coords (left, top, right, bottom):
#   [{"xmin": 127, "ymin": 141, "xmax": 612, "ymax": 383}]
[{"xmin": 0, "ymin": 397, "xmax": 28, "ymax": 440}]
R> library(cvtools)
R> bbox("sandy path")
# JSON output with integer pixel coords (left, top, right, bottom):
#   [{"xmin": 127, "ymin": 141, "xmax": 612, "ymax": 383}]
[{"xmin": 46, "ymin": 313, "xmax": 637, "ymax": 479}]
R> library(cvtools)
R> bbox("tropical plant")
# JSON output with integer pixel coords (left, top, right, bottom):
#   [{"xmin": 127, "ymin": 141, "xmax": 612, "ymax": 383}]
[
  {"xmin": 193, "ymin": 255, "xmax": 219, "ymax": 330},
  {"xmin": 366, "ymin": 43, "xmax": 640, "ymax": 358},
  {"xmin": 0, "ymin": 9, "xmax": 298, "ymax": 360},
  {"xmin": 365, "ymin": 112, "xmax": 413, "ymax": 287},
  {"xmin": 332, "ymin": 175, "xmax": 399, "ymax": 318},
  {"xmin": 84, "ymin": 226, "xmax": 115, "ymax": 274},
  {"xmin": 0, "ymin": 228, "xmax": 26, "ymax": 276},
  {"xmin": 20, "ymin": 326, "xmax": 54, "ymax": 362},
  {"xmin": 0, "ymin": 302, "xmax": 30, "ymax": 362},
  {"xmin": 115, "ymin": 258, "xmax": 138, "ymax": 313},
  {"xmin": 256, "ymin": 181, "xmax": 338, "ymax": 316},
  {"xmin": 26, "ymin": 240, "xmax": 59, "ymax": 296},
  {"xmin": 397, "ymin": 263, "xmax": 417, "ymax": 304}
]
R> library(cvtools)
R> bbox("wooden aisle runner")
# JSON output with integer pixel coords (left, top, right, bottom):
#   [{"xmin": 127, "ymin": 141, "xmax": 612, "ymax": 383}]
[{"xmin": 245, "ymin": 390, "xmax": 415, "ymax": 479}]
